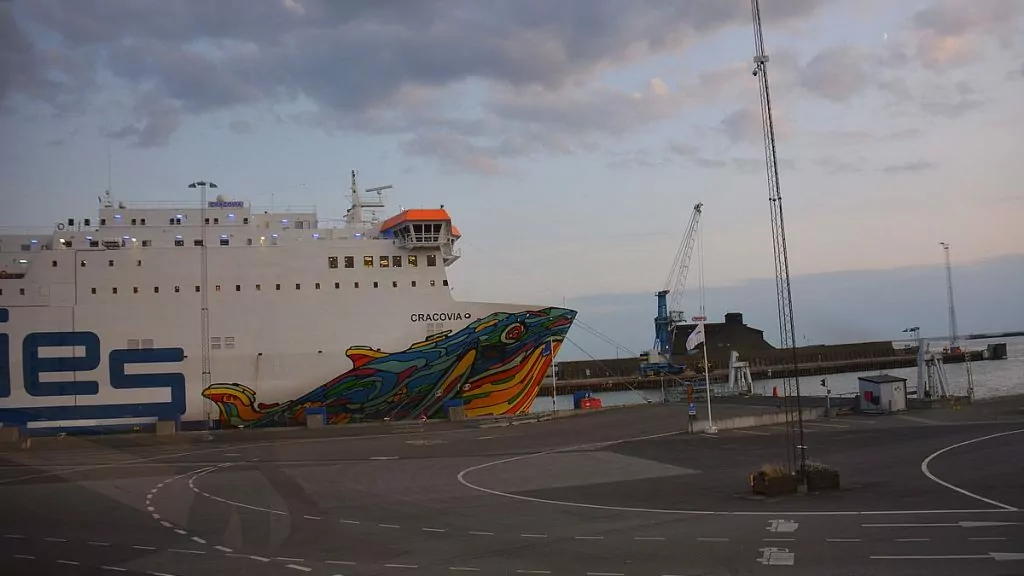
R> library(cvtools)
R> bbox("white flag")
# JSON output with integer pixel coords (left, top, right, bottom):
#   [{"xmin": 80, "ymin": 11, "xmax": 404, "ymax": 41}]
[{"xmin": 685, "ymin": 322, "xmax": 705, "ymax": 351}]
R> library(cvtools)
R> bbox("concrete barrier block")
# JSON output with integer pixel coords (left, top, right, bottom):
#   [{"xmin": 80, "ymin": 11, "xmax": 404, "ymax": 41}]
[{"xmin": 155, "ymin": 420, "xmax": 177, "ymax": 436}]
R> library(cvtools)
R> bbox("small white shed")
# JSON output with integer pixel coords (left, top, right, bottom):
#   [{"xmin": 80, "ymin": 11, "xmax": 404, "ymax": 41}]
[{"xmin": 858, "ymin": 374, "xmax": 908, "ymax": 413}]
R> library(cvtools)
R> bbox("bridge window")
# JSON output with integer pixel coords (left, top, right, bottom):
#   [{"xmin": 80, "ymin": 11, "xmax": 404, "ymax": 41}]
[
  {"xmin": 276, "ymin": 284, "xmax": 281, "ymax": 291},
  {"xmin": 256, "ymin": 284, "xmax": 261, "ymax": 291},
  {"xmin": 344, "ymin": 256, "xmax": 354, "ymax": 268},
  {"xmin": 142, "ymin": 240, "xmax": 152, "ymax": 247},
  {"xmin": 195, "ymin": 286, "xmax": 200, "ymax": 292},
  {"xmin": 392, "ymin": 281, "xmax": 398, "ymax": 288},
  {"xmin": 131, "ymin": 218, "xmax": 137, "ymax": 225},
  {"xmin": 430, "ymin": 280, "xmax": 436, "ymax": 287},
  {"xmin": 19, "ymin": 288, "xmax": 25, "ymax": 296},
  {"xmin": 174, "ymin": 239, "xmax": 184, "ymax": 247},
  {"xmin": 141, "ymin": 218, "xmax": 147, "ymax": 225},
  {"xmin": 52, "ymin": 260, "xmax": 57, "ymax": 267},
  {"xmin": 411, "ymin": 281, "xmax": 417, "ymax": 287},
  {"xmin": 80, "ymin": 260, "xmax": 86, "ymax": 267},
  {"xmin": 354, "ymin": 282, "xmax": 359, "ymax": 288},
  {"xmin": 408, "ymin": 255, "xmax": 418, "ymax": 267},
  {"xmin": 363, "ymin": 256, "xmax": 373, "ymax": 268},
  {"xmin": 334, "ymin": 282, "xmax": 340, "ymax": 289},
  {"xmin": 214, "ymin": 218, "xmax": 219, "ymax": 224},
  {"xmin": 427, "ymin": 254, "xmax": 437, "ymax": 267},
  {"xmin": 235, "ymin": 285, "xmax": 241, "ymax": 292},
  {"xmin": 194, "ymin": 239, "xmax": 203, "ymax": 246},
  {"xmin": 328, "ymin": 256, "xmax": 339, "ymax": 269},
  {"xmin": 91, "ymin": 287, "xmax": 96, "ymax": 294},
  {"xmin": 108, "ymin": 260, "xmax": 114, "ymax": 267},
  {"xmin": 154, "ymin": 286, "xmax": 159, "ymax": 294},
  {"xmin": 215, "ymin": 285, "xmax": 221, "ymax": 292},
  {"xmin": 219, "ymin": 237, "xmax": 229, "ymax": 246},
  {"xmin": 392, "ymin": 255, "xmax": 402, "ymax": 268},
  {"xmin": 136, "ymin": 260, "xmax": 142, "ymax": 267},
  {"xmin": 373, "ymin": 281, "xmax": 379, "ymax": 288},
  {"xmin": 315, "ymin": 282, "xmax": 321, "ymax": 290},
  {"xmin": 295, "ymin": 283, "xmax": 301, "ymax": 290},
  {"xmin": 112, "ymin": 287, "xmax": 118, "ymax": 294},
  {"xmin": 174, "ymin": 286, "xmax": 180, "ymax": 293},
  {"xmin": 90, "ymin": 240, "xmax": 99, "ymax": 248},
  {"xmin": 443, "ymin": 279, "xmax": 449, "ymax": 287},
  {"xmin": 133, "ymin": 286, "xmax": 139, "ymax": 294},
  {"xmin": 379, "ymin": 255, "xmax": 390, "ymax": 268}
]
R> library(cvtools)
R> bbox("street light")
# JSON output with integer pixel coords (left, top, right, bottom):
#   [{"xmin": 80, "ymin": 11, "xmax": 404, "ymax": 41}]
[{"xmin": 188, "ymin": 180, "xmax": 217, "ymax": 431}]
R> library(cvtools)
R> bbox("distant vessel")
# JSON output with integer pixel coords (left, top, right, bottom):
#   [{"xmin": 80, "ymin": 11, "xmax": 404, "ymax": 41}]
[{"xmin": 0, "ymin": 172, "xmax": 576, "ymax": 431}]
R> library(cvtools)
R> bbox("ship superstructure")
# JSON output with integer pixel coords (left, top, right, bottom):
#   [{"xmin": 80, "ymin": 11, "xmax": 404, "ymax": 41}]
[{"xmin": 0, "ymin": 172, "xmax": 575, "ymax": 431}]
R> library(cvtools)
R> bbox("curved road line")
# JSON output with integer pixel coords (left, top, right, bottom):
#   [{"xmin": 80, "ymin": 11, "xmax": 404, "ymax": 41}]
[
  {"xmin": 456, "ymin": 427, "xmax": 1024, "ymax": 517},
  {"xmin": 920, "ymin": 428, "xmax": 1024, "ymax": 511}
]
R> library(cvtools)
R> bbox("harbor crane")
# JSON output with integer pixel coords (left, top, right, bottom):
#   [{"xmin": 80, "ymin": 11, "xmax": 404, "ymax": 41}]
[{"xmin": 640, "ymin": 202, "xmax": 703, "ymax": 377}]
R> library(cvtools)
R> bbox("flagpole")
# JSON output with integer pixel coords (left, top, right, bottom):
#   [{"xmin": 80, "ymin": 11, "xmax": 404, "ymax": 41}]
[{"xmin": 698, "ymin": 214, "xmax": 716, "ymax": 433}]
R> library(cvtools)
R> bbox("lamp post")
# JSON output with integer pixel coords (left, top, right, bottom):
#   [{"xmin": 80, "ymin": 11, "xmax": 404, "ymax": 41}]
[{"xmin": 188, "ymin": 180, "xmax": 217, "ymax": 431}]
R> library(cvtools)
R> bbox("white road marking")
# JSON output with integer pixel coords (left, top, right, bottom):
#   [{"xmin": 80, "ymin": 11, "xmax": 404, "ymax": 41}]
[
  {"xmin": 422, "ymin": 527, "xmax": 447, "ymax": 532},
  {"xmin": 13, "ymin": 554, "xmax": 35, "ymax": 559},
  {"xmin": 369, "ymin": 456, "xmax": 399, "ymax": 460},
  {"xmin": 191, "ymin": 537, "xmax": 207, "ymax": 544},
  {"xmin": 870, "ymin": 553, "xmax": 994, "ymax": 560},
  {"xmin": 896, "ymin": 538, "xmax": 930, "ymax": 542},
  {"xmin": 586, "ymin": 572, "xmax": 624, "ymax": 575},
  {"xmin": 969, "ymin": 537, "xmax": 1008, "ymax": 541},
  {"xmin": 4, "ymin": 535, "xmax": 25, "ymax": 538},
  {"xmin": 468, "ymin": 531, "xmax": 494, "ymax": 536},
  {"xmin": 44, "ymin": 537, "xmax": 67, "ymax": 542},
  {"xmin": 733, "ymin": 429, "xmax": 770, "ymax": 435},
  {"xmin": 450, "ymin": 567, "xmax": 480, "ymax": 571},
  {"xmin": 214, "ymin": 545, "xmax": 233, "ymax": 552},
  {"xmin": 89, "ymin": 541, "xmax": 111, "ymax": 546},
  {"xmin": 303, "ymin": 515, "xmax": 321, "ymax": 520},
  {"xmin": 920, "ymin": 428, "xmax": 1024, "ymax": 511},
  {"xmin": 521, "ymin": 534, "xmax": 547, "ymax": 538},
  {"xmin": 575, "ymin": 536, "xmax": 604, "ymax": 540},
  {"xmin": 160, "ymin": 521, "xmax": 173, "ymax": 528},
  {"xmin": 169, "ymin": 549, "xmax": 204, "ymax": 554},
  {"xmin": 146, "ymin": 506, "xmax": 155, "ymax": 512},
  {"xmin": 57, "ymin": 559, "xmax": 80, "ymax": 565},
  {"xmin": 133, "ymin": 545, "xmax": 156, "ymax": 550},
  {"xmin": 634, "ymin": 537, "xmax": 666, "ymax": 540},
  {"xmin": 102, "ymin": 566, "xmax": 128, "ymax": 571},
  {"xmin": 385, "ymin": 564, "xmax": 418, "ymax": 568},
  {"xmin": 286, "ymin": 564, "xmax": 312, "ymax": 572},
  {"xmin": 379, "ymin": 524, "xmax": 400, "ymax": 528},
  {"xmin": 516, "ymin": 571, "xmax": 551, "ymax": 574},
  {"xmin": 148, "ymin": 571, "xmax": 177, "ymax": 576},
  {"xmin": 277, "ymin": 557, "xmax": 305, "ymax": 562},
  {"xmin": 767, "ymin": 519, "xmax": 798, "ymax": 532},
  {"xmin": 804, "ymin": 422, "xmax": 848, "ymax": 428},
  {"xmin": 174, "ymin": 529, "xmax": 187, "ymax": 535},
  {"xmin": 151, "ymin": 514, "xmax": 161, "ymax": 519},
  {"xmin": 697, "ymin": 537, "xmax": 729, "ymax": 542},
  {"xmin": 863, "ymin": 521, "xmax": 1022, "ymax": 528},
  {"xmin": 764, "ymin": 538, "xmax": 795, "ymax": 542},
  {"xmin": 250, "ymin": 555, "xmax": 270, "ymax": 562},
  {"xmin": 340, "ymin": 520, "xmax": 361, "ymax": 524},
  {"xmin": 326, "ymin": 560, "xmax": 356, "ymax": 565},
  {"xmin": 826, "ymin": 538, "xmax": 862, "ymax": 542}
]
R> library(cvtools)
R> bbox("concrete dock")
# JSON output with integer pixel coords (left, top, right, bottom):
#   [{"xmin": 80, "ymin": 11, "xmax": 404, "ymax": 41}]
[{"xmin": 1, "ymin": 394, "xmax": 1022, "ymax": 575}]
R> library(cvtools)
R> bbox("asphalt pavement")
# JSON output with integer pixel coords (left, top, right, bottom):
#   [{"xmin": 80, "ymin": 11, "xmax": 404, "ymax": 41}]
[{"xmin": 1, "ymin": 401, "xmax": 1022, "ymax": 576}]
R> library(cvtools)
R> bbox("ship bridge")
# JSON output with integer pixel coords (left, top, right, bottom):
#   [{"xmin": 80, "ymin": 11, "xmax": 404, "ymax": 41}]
[{"xmin": 379, "ymin": 208, "xmax": 461, "ymax": 265}]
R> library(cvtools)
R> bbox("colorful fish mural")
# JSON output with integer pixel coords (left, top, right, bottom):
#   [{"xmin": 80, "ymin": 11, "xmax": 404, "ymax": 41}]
[{"xmin": 201, "ymin": 307, "xmax": 576, "ymax": 427}]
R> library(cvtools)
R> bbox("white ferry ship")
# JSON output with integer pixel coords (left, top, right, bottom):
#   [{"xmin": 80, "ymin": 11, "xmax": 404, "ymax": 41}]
[{"xmin": 0, "ymin": 172, "xmax": 576, "ymax": 433}]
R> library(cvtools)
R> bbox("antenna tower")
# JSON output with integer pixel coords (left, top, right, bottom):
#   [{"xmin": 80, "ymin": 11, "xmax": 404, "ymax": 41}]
[{"xmin": 750, "ymin": 0, "xmax": 806, "ymax": 477}]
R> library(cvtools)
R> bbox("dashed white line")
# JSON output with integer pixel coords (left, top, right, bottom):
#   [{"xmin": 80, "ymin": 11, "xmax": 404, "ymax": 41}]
[
  {"xmin": 147, "ymin": 571, "xmax": 177, "ymax": 576},
  {"xmin": 101, "ymin": 566, "xmax": 128, "ymax": 571},
  {"xmin": 160, "ymin": 521, "xmax": 174, "ymax": 528},
  {"xmin": 45, "ymin": 537, "xmax": 67, "ymax": 542},
  {"xmin": 697, "ymin": 537, "xmax": 729, "ymax": 541},
  {"xmin": 13, "ymin": 554, "xmax": 35, "ymax": 559},
  {"xmin": 340, "ymin": 519, "xmax": 360, "ymax": 524},
  {"xmin": 277, "ymin": 557, "xmax": 305, "ymax": 562},
  {"xmin": 733, "ymin": 429, "xmax": 771, "ymax": 435},
  {"xmin": 379, "ymin": 524, "xmax": 401, "ymax": 529},
  {"xmin": 191, "ymin": 536, "xmax": 207, "ymax": 544},
  {"xmin": 286, "ymin": 564, "xmax": 312, "ymax": 572},
  {"xmin": 168, "ymin": 548, "xmax": 204, "ymax": 554},
  {"xmin": 764, "ymin": 538, "xmax": 795, "ymax": 542},
  {"xmin": 214, "ymin": 545, "xmax": 234, "ymax": 552},
  {"xmin": 422, "ymin": 527, "xmax": 447, "ymax": 532},
  {"xmin": 173, "ymin": 529, "xmax": 187, "ymax": 535},
  {"xmin": 969, "ymin": 537, "xmax": 1007, "ymax": 541},
  {"xmin": 133, "ymin": 545, "xmax": 156, "ymax": 550},
  {"xmin": 249, "ymin": 555, "xmax": 270, "ymax": 562},
  {"xmin": 468, "ymin": 531, "xmax": 494, "ymax": 536},
  {"xmin": 146, "ymin": 506, "xmax": 155, "ymax": 512},
  {"xmin": 325, "ymin": 560, "xmax": 356, "ymax": 565},
  {"xmin": 575, "ymin": 536, "xmax": 604, "ymax": 540},
  {"xmin": 586, "ymin": 572, "xmax": 624, "ymax": 576},
  {"xmin": 303, "ymin": 515, "xmax": 321, "ymax": 520},
  {"xmin": 89, "ymin": 541, "xmax": 111, "ymax": 546},
  {"xmin": 896, "ymin": 538, "xmax": 930, "ymax": 542},
  {"xmin": 370, "ymin": 456, "xmax": 399, "ymax": 460},
  {"xmin": 4, "ymin": 534, "xmax": 25, "ymax": 539},
  {"xmin": 521, "ymin": 534, "xmax": 548, "ymax": 538},
  {"xmin": 634, "ymin": 537, "xmax": 666, "ymax": 541},
  {"xmin": 450, "ymin": 567, "xmax": 480, "ymax": 571},
  {"xmin": 385, "ymin": 564, "xmax": 419, "ymax": 568},
  {"xmin": 516, "ymin": 571, "xmax": 551, "ymax": 574},
  {"xmin": 827, "ymin": 538, "xmax": 862, "ymax": 542}
]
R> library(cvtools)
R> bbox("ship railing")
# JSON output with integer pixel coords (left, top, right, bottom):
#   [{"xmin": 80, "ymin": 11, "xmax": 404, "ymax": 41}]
[
  {"xmin": 0, "ymin": 226, "xmax": 60, "ymax": 235},
  {"xmin": 250, "ymin": 205, "xmax": 318, "ymax": 214}
]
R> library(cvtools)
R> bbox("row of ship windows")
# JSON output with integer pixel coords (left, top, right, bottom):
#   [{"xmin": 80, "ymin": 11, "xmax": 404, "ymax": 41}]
[
  {"xmin": 0, "ymin": 279, "xmax": 449, "ymax": 297},
  {"xmin": 47, "ymin": 254, "xmax": 438, "ymax": 268}
]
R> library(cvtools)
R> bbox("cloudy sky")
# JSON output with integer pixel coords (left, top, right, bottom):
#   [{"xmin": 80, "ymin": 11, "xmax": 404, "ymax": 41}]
[{"xmin": 2, "ymin": 0, "xmax": 1022, "ymax": 350}]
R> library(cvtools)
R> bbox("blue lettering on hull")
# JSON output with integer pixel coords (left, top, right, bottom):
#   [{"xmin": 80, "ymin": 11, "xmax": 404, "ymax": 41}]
[{"xmin": 0, "ymin": 307, "xmax": 187, "ymax": 425}]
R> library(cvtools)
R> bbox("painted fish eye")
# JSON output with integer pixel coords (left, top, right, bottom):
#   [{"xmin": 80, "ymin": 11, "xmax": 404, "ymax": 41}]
[{"xmin": 500, "ymin": 323, "xmax": 526, "ymax": 343}]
